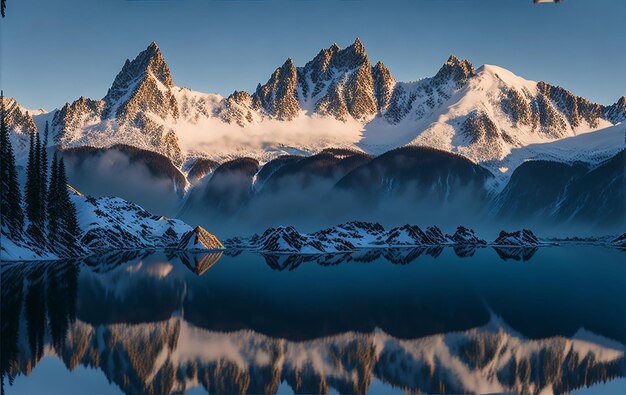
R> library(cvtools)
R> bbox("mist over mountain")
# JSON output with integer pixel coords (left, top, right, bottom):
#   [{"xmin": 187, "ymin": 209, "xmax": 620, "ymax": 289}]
[{"xmin": 3, "ymin": 39, "xmax": 625, "ymax": 235}]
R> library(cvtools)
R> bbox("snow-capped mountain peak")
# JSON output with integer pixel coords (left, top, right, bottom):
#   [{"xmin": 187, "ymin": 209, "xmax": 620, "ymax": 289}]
[
  {"xmin": 104, "ymin": 40, "xmax": 174, "ymax": 108},
  {"xmin": 6, "ymin": 39, "xmax": 624, "ymax": 180},
  {"xmin": 49, "ymin": 41, "xmax": 183, "ymax": 164}
]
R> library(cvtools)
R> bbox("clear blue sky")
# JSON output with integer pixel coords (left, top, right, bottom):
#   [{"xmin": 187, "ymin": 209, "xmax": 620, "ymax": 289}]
[{"xmin": 1, "ymin": 0, "xmax": 624, "ymax": 110}]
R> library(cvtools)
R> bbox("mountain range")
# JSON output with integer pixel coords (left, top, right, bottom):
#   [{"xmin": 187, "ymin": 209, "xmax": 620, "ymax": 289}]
[
  {"xmin": 3, "ymin": 39, "xmax": 625, "ymax": 232},
  {"xmin": 5, "ymin": 39, "xmax": 624, "ymax": 169}
]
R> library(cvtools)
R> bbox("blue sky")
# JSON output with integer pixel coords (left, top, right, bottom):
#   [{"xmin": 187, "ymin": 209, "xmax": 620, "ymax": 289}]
[{"xmin": 1, "ymin": 0, "xmax": 625, "ymax": 110}]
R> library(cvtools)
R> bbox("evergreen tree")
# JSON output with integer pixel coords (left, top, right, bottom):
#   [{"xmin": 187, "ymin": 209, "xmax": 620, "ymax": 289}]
[
  {"xmin": 40, "ymin": 122, "xmax": 49, "ymax": 225},
  {"xmin": 0, "ymin": 91, "xmax": 24, "ymax": 237},
  {"xmin": 24, "ymin": 129, "xmax": 43, "ymax": 240},
  {"xmin": 25, "ymin": 130, "xmax": 37, "ymax": 220},
  {"xmin": 56, "ymin": 158, "xmax": 80, "ymax": 251},
  {"xmin": 47, "ymin": 152, "xmax": 59, "ymax": 246}
]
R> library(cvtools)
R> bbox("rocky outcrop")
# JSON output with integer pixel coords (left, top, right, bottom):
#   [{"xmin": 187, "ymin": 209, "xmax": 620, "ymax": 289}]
[
  {"xmin": 492, "ymin": 229, "xmax": 540, "ymax": 261},
  {"xmin": 0, "ymin": 185, "xmax": 223, "ymax": 261},
  {"xmin": 225, "ymin": 222, "xmax": 493, "ymax": 253},
  {"xmin": 605, "ymin": 96, "xmax": 626, "ymax": 124},
  {"xmin": 385, "ymin": 225, "xmax": 445, "ymax": 246},
  {"xmin": 461, "ymin": 111, "xmax": 504, "ymax": 160},
  {"xmin": 313, "ymin": 221, "xmax": 386, "ymax": 247},
  {"xmin": 433, "ymin": 54, "xmax": 476, "ymax": 87},
  {"xmin": 537, "ymin": 81, "xmax": 603, "ymax": 129},
  {"xmin": 218, "ymin": 90, "xmax": 254, "ymax": 126},
  {"xmin": 493, "ymin": 229, "xmax": 540, "ymax": 246},
  {"xmin": 448, "ymin": 226, "xmax": 486, "ymax": 245},
  {"xmin": 176, "ymin": 226, "xmax": 224, "ymax": 250}
]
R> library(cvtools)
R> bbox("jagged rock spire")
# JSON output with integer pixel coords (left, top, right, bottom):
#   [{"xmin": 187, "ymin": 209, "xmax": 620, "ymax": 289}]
[
  {"xmin": 372, "ymin": 61, "xmax": 395, "ymax": 111},
  {"xmin": 352, "ymin": 37, "xmax": 366, "ymax": 54},
  {"xmin": 96, "ymin": 42, "xmax": 182, "ymax": 164},
  {"xmin": 333, "ymin": 37, "xmax": 369, "ymax": 70},
  {"xmin": 105, "ymin": 41, "xmax": 174, "ymax": 106},
  {"xmin": 252, "ymin": 57, "xmax": 300, "ymax": 120},
  {"xmin": 434, "ymin": 54, "xmax": 475, "ymax": 86},
  {"xmin": 605, "ymin": 96, "xmax": 626, "ymax": 124}
]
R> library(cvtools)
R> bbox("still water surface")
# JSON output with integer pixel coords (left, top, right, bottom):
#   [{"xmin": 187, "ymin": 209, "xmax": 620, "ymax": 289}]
[{"xmin": 2, "ymin": 246, "xmax": 625, "ymax": 394}]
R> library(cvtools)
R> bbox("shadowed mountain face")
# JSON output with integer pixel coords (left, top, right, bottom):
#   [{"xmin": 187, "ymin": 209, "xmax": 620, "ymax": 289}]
[
  {"xmin": 26, "ymin": 141, "xmax": 621, "ymax": 239},
  {"xmin": 259, "ymin": 149, "xmax": 372, "ymax": 193},
  {"xmin": 335, "ymin": 146, "xmax": 493, "ymax": 200},
  {"xmin": 174, "ymin": 148, "xmax": 626, "ymax": 237},
  {"xmin": 497, "ymin": 150, "xmax": 626, "ymax": 227},
  {"xmin": 2, "ymin": 247, "xmax": 625, "ymax": 395},
  {"xmin": 177, "ymin": 147, "xmax": 496, "ymax": 236}
]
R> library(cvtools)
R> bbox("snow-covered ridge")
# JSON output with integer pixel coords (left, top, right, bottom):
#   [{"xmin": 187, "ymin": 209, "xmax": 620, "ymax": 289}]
[
  {"xmin": 0, "ymin": 188, "xmax": 223, "ymax": 261},
  {"xmin": 224, "ymin": 222, "xmax": 543, "ymax": 253}
]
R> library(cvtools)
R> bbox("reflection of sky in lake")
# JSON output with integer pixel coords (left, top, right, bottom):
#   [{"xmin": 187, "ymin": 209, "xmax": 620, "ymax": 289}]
[{"xmin": 2, "ymin": 245, "xmax": 625, "ymax": 395}]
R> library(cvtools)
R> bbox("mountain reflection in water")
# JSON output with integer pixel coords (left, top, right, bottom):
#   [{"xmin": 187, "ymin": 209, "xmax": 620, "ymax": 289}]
[{"xmin": 1, "ymin": 246, "xmax": 625, "ymax": 395}]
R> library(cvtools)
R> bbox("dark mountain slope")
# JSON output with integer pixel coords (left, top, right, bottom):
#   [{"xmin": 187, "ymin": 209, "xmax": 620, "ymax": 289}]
[
  {"xmin": 260, "ymin": 149, "xmax": 372, "ymax": 193},
  {"xmin": 555, "ymin": 149, "xmax": 626, "ymax": 225},
  {"xmin": 495, "ymin": 160, "xmax": 589, "ymax": 220},
  {"xmin": 336, "ymin": 146, "xmax": 493, "ymax": 201},
  {"xmin": 496, "ymin": 150, "xmax": 626, "ymax": 227},
  {"xmin": 61, "ymin": 144, "xmax": 186, "ymax": 216},
  {"xmin": 180, "ymin": 158, "xmax": 259, "ymax": 224}
]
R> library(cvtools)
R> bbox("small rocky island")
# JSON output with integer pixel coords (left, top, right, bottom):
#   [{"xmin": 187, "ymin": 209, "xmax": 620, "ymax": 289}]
[{"xmin": 224, "ymin": 222, "xmax": 542, "ymax": 254}]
